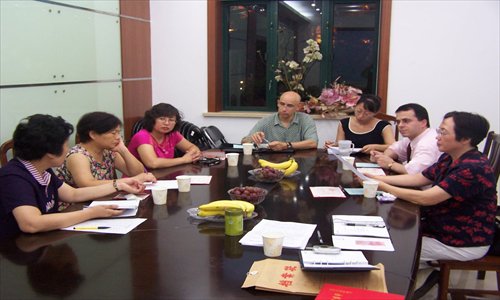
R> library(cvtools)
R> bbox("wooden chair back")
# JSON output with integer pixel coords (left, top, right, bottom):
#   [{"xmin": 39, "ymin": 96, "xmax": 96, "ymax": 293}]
[
  {"xmin": 375, "ymin": 112, "xmax": 399, "ymax": 141},
  {"xmin": 0, "ymin": 139, "xmax": 14, "ymax": 167}
]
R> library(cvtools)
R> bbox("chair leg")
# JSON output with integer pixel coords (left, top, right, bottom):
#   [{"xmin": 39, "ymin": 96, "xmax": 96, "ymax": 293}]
[
  {"xmin": 496, "ymin": 271, "xmax": 500, "ymax": 291},
  {"xmin": 477, "ymin": 270, "xmax": 486, "ymax": 280},
  {"xmin": 438, "ymin": 265, "xmax": 451, "ymax": 300}
]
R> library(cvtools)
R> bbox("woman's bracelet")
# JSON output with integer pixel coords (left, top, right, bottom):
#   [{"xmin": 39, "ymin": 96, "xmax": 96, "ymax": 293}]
[{"xmin": 112, "ymin": 179, "xmax": 120, "ymax": 191}]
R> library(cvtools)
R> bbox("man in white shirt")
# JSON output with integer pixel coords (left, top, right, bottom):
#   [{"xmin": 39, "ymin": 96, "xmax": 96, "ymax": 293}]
[{"xmin": 371, "ymin": 103, "xmax": 441, "ymax": 174}]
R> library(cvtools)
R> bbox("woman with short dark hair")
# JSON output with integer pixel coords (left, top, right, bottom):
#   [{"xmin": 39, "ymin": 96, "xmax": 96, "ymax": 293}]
[
  {"xmin": 128, "ymin": 103, "xmax": 201, "ymax": 169},
  {"xmin": 325, "ymin": 94, "xmax": 395, "ymax": 153},
  {"xmin": 57, "ymin": 112, "xmax": 155, "ymax": 188},
  {"xmin": 0, "ymin": 114, "xmax": 145, "ymax": 239}
]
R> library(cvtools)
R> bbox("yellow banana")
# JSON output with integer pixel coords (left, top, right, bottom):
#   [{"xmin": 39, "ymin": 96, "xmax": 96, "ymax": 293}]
[
  {"xmin": 283, "ymin": 160, "xmax": 298, "ymax": 176},
  {"xmin": 198, "ymin": 200, "xmax": 255, "ymax": 217},
  {"xmin": 197, "ymin": 210, "xmax": 225, "ymax": 217},
  {"xmin": 258, "ymin": 158, "xmax": 293, "ymax": 170}
]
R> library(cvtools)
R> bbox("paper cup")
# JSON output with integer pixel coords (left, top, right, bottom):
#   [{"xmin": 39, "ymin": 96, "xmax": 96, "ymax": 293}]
[
  {"xmin": 363, "ymin": 180, "xmax": 379, "ymax": 198},
  {"xmin": 176, "ymin": 175, "xmax": 191, "ymax": 192},
  {"xmin": 242, "ymin": 143, "xmax": 253, "ymax": 155},
  {"xmin": 342, "ymin": 156, "xmax": 355, "ymax": 170},
  {"xmin": 226, "ymin": 153, "xmax": 239, "ymax": 166},
  {"xmin": 151, "ymin": 188, "xmax": 168, "ymax": 205},
  {"xmin": 262, "ymin": 232, "xmax": 285, "ymax": 257}
]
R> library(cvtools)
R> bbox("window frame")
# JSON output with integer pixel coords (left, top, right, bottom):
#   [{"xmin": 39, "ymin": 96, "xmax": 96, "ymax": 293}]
[{"xmin": 208, "ymin": 0, "xmax": 392, "ymax": 113}]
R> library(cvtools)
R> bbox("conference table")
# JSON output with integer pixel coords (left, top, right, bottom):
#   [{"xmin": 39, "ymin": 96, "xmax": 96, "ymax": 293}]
[{"xmin": 0, "ymin": 149, "xmax": 421, "ymax": 299}]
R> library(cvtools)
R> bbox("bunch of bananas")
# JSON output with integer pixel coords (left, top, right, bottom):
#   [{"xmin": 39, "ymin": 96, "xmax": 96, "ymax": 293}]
[
  {"xmin": 258, "ymin": 158, "xmax": 299, "ymax": 176},
  {"xmin": 198, "ymin": 200, "xmax": 255, "ymax": 218}
]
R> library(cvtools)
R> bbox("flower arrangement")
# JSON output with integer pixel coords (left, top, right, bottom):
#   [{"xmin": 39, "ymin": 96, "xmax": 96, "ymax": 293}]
[
  {"xmin": 303, "ymin": 77, "xmax": 362, "ymax": 118},
  {"xmin": 274, "ymin": 39, "xmax": 323, "ymax": 93}
]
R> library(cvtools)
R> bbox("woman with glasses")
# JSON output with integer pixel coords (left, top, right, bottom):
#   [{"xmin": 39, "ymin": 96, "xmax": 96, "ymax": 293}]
[
  {"xmin": 128, "ymin": 103, "xmax": 201, "ymax": 170},
  {"xmin": 325, "ymin": 94, "xmax": 395, "ymax": 153},
  {"xmin": 372, "ymin": 111, "xmax": 496, "ymax": 265},
  {"xmin": 57, "ymin": 112, "xmax": 154, "ymax": 189}
]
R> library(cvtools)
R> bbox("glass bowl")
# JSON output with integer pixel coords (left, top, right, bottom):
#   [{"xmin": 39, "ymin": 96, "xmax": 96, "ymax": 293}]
[
  {"xmin": 250, "ymin": 167, "xmax": 285, "ymax": 183},
  {"xmin": 227, "ymin": 186, "xmax": 268, "ymax": 205}
]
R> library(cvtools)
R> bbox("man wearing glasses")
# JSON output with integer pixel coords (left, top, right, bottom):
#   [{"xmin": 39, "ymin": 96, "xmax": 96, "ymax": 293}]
[
  {"xmin": 371, "ymin": 103, "xmax": 441, "ymax": 174},
  {"xmin": 241, "ymin": 91, "xmax": 318, "ymax": 151}
]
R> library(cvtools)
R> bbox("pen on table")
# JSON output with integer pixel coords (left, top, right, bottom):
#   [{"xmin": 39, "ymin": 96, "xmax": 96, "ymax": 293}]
[
  {"xmin": 316, "ymin": 230, "xmax": 324, "ymax": 244},
  {"xmin": 73, "ymin": 226, "xmax": 110, "ymax": 230},
  {"xmin": 261, "ymin": 137, "xmax": 270, "ymax": 144},
  {"xmin": 345, "ymin": 223, "xmax": 385, "ymax": 228}
]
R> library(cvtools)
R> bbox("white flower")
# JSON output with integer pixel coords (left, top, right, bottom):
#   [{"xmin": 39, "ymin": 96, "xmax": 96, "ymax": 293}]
[
  {"xmin": 286, "ymin": 60, "xmax": 299, "ymax": 69},
  {"xmin": 303, "ymin": 54, "xmax": 312, "ymax": 63},
  {"xmin": 312, "ymin": 52, "xmax": 323, "ymax": 61},
  {"xmin": 275, "ymin": 75, "xmax": 282, "ymax": 81}
]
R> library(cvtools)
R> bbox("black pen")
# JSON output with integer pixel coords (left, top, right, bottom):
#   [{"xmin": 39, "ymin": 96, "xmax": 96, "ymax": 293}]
[{"xmin": 316, "ymin": 230, "xmax": 324, "ymax": 244}]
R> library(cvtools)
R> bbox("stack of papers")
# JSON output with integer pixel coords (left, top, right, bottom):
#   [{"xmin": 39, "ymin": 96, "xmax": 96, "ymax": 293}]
[
  {"xmin": 356, "ymin": 168, "xmax": 386, "ymax": 176},
  {"xmin": 300, "ymin": 250, "xmax": 377, "ymax": 270},
  {"xmin": 331, "ymin": 215, "xmax": 394, "ymax": 251},
  {"xmin": 239, "ymin": 219, "xmax": 316, "ymax": 249}
]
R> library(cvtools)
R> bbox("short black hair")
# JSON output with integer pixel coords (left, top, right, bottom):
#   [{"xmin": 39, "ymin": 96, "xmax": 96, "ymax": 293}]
[
  {"xmin": 443, "ymin": 111, "xmax": 490, "ymax": 147},
  {"xmin": 76, "ymin": 112, "xmax": 122, "ymax": 143},
  {"xmin": 13, "ymin": 114, "xmax": 74, "ymax": 160},
  {"xmin": 396, "ymin": 103, "xmax": 430, "ymax": 128},
  {"xmin": 143, "ymin": 103, "xmax": 182, "ymax": 132},
  {"xmin": 356, "ymin": 94, "xmax": 381, "ymax": 113}
]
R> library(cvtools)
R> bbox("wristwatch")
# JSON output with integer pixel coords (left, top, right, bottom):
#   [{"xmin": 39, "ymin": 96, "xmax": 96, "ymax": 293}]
[{"xmin": 287, "ymin": 142, "xmax": 293, "ymax": 149}]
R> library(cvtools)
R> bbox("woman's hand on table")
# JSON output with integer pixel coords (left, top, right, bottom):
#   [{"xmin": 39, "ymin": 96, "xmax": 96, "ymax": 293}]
[
  {"xmin": 324, "ymin": 140, "xmax": 336, "ymax": 148},
  {"xmin": 86, "ymin": 204, "xmax": 124, "ymax": 218},
  {"xmin": 117, "ymin": 178, "xmax": 146, "ymax": 194},
  {"xmin": 133, "ymin": 172, "xmax": 157, "ymax": 183},
  {"xmin": 361, "ymin": 144, "xmax": 379, "ymax": 153}
]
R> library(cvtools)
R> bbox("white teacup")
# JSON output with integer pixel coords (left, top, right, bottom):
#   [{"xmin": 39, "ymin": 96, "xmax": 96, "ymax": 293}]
[
  {"xmin": 242, "ymin": 143, "xmax": 253, "ymax": 155},
  {"xmin": 338, "ymin": 140, "xmax": 355, "ymax": 156},
  {"xmin": 341, "ymin": 156, "xmax": 355, "ymax": 170},
  {"xmin": 262, "ymin": 232, "xmax": 285, "ymax": 257}
]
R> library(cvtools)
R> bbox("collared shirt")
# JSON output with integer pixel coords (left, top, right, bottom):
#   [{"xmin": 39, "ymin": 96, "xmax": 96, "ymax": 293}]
[
  {"xmin": 421, "ymin": 150, "xmax": 497, "ymax": 247},
  {"xmin": 245, "ymin": 112, "xmax": 318, "ymax": 144},
  {"xmin": 388, "ymin": 128, "xmax": 442, "ymax": 174},
  {"xmin": 0, "ymin": 158, "xmax": 63, "ymax": 238}
]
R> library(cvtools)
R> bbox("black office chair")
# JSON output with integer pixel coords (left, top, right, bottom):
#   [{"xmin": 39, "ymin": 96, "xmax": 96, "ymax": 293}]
[
  {"xmin": 131, "ymin": 118, "xmax": 144, "ymax": 137},
  {"xmin": 201, "ymin": 125, "xmax": 228, "ymax": 149},
  {"xmin": 177, "ymin": 121, "xmax": 210, "ymax": 151}
]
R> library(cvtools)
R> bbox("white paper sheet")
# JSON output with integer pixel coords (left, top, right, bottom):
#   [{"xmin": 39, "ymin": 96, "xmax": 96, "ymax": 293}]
[
  {"xmin": 332, "ymin": 235, "xmax": 395, "ymax": 251},
  {"xmin": 238, "ymin": 219, "xmax": 316, "ymax": 249},
  {"xmin": 145, "ymin": 176, "xmax": 213, "ymax": 190},
  {"xmin": 357, "ymin": 168, "xmax": 386, "ymax": 176},
  {"xmin": 327, "ymin": 147, "xmax": 363, "ymax": 155},
  {"xmin": 61, "ymin": 218, "xmax": 147, "ymax": 234},
  {"xmin": 333, "ymin": 154, "xmax": 369, "ymax": 181},
  {"xmin": 332, "ymin": 215, "xmax": 390, "ymax": 238},
  {"xmin": 309, "ymin": 186, "xmax": 346, "ymax": 198},
  {"xmin": 87, "ymin": 200, "xmax": 140, "ymax": 218}
]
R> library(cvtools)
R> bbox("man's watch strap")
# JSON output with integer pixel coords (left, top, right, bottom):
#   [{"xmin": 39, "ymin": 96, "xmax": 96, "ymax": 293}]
[{"xmin": 287, "ymin": 142, "xmax": 293, "ymax": 149}]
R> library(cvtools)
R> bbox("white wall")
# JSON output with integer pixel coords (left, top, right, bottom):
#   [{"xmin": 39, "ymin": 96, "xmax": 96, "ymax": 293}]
[{"xmin": 151, "ymin": 0, "xmax": 499, "ymax": 146}]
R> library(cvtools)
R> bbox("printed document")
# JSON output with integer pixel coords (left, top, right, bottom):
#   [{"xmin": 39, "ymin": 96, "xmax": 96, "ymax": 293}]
[
  {"xmin": 239, "ymin": 219, "xmax": 316, "ymax": 249},
  {"xmin": 88, "ymin": 200, "xmax": 140, "ymax": 218},
  {"xmin": 332, "ymin": 236, "xmax": 394, "ymax": 252},
  {"xmin": 332, "ymin": 215, "xmax": 389, "ymax": 238},
  {"xmin": 62, "ymin": 218, "xmax": 147, "ymax": 234}
]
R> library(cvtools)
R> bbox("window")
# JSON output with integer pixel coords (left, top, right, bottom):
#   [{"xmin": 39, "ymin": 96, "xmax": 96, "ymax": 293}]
[{"xmin": 208, "ymin": 0, "xmax": 391, "ymax": 113}]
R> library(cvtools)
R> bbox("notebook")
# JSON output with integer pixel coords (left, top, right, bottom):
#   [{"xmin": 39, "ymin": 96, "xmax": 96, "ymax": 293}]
[{"xmin": 299, "ymin": 250, "xmax": 378, "ymax": 271}]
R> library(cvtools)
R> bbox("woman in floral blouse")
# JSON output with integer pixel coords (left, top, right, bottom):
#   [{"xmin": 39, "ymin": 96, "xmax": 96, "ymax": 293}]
[
  {"xmin": 57, "ymin": 112, "xmax": 155, "ymax": 188},
  {"xmin": 371, "ymin": 111, "xmax": 497, "ymax": 264}
]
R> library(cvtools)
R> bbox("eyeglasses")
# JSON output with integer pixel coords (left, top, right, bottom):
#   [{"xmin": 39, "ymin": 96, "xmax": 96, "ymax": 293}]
[
  {"xmin": 158, "ymin": 117, "xmax": 177, "ymax": 123},
  {"xmin": 436, "ymin": 128, "xmax": 451, "ymax": 136}
]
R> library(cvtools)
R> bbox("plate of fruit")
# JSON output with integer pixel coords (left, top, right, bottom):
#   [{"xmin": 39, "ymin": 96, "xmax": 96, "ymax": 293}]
[
  {"xmin": 187, "ymin": 200, "xmax": 257, "ymax": 222},
  {"xmin": 228, "ymin": 186, "xmax": 268, "ymax": 205},
  {"xmin": 255, "ymin": 158, "xmax": 300, "ymax": 178},
  {"xmin": 248, "ymin": 166, "xmax": 285, "ymax": 183}
]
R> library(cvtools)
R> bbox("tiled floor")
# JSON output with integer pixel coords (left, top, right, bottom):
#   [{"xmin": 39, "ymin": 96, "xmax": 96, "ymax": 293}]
[{"xmin": 415, "ymin": 268, "xmax": 499, "ymax": 299}]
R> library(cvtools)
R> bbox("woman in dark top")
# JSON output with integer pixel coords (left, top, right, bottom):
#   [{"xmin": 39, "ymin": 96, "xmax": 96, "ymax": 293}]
[
  {"xmin": 373, "ymin": 111, "xmax": 496, "ymax": 264},
  {"xmin": 325, "ymin": 94, "xmax": 395, "ymax": 153}
]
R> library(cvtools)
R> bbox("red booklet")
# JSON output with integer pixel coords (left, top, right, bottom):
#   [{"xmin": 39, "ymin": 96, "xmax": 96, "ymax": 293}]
[{"xmin": 315, "ymin": 283, "xmax": 404, "ymax": 300}]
